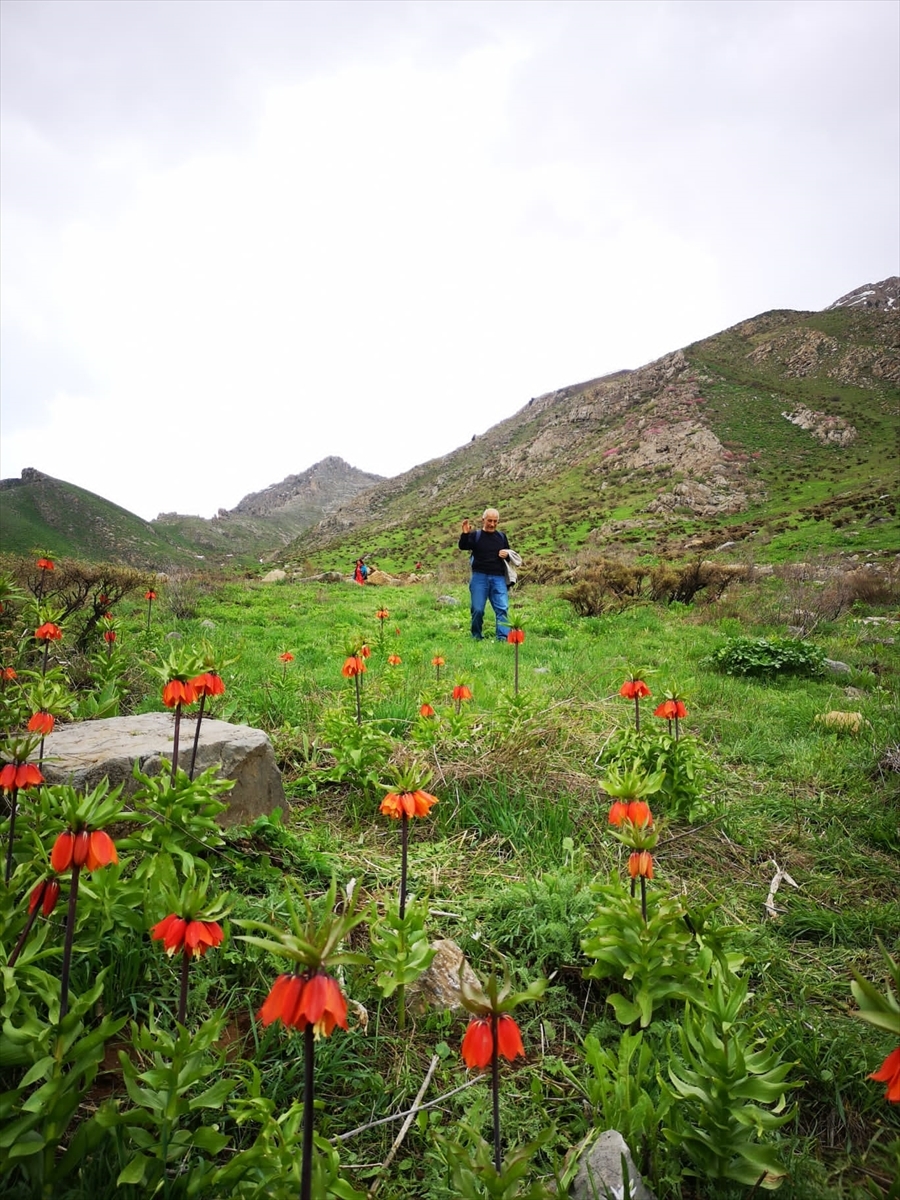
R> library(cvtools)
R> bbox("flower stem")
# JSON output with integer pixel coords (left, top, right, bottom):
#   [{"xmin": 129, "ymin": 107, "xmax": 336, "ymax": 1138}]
[
  {"xmin": 4, "ymin": 788, "xmax": 18, "ymax": 883},
  {"xmin": 399, "ymin": 815, "xmax": 409, "ymax": 919},
  {"xmin": 146, "ymin": 599, "xmax": 152, "ymax": 634},
  {"xmin": 354, "ymin": 673, "xmax": 361, "ymax": 726},
  {"xmin": 513, "ymin": 643, "xmax": 519, "ymax": 696},
  {"xmin": 189, "ymin": 695, "xmax": 207, "ymax": 781},
  {"xmin": 59, "ymin": 864, "xmax": 81, "ymax": 1021},
  {"xmin": 8, "ymin": 881, "xmax": 44, "ymax": 967},
  {"xmin": 634, "ymin": 695, "xmax": 640, "ymax": 732},
  {"xmin": 172, "ymin": 702, "xmax": 182, "ymax": 774},
  {"xmin": 491, "ymin": 1012, "xmax": 501, "ymax": 1172},
  {"xmin": 178, "ymin": 949, "xmax": 190, "ymax": 1024},
  {"xmin": 41, "ymin": 642, "xmax": 49, "ymax": 677},
  {"xmin": 674, "ymin": 716, "xmax": 680, "ymax": 742},
  {"xmin": 640, "ymin": 876, "xmax": 647, "ymax": 923},
  {"xmin": 397, "ymin": 982, "xmax": 406, "ymax": 1032},
  {"xmin": 301, "ymin": 1023, "xmax": 315, "ymax": 1200}
]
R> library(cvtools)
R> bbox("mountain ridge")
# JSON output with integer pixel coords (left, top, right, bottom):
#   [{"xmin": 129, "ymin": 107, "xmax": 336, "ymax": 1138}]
[{"xmin": 2, "ymin": 278, "xmax": 897, "ymax": 570}]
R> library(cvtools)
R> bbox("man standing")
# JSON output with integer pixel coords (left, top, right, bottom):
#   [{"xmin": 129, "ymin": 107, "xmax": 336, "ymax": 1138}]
[{"xmin": 458, "ymin": 508, "xmax": 511, "ymax": 641}]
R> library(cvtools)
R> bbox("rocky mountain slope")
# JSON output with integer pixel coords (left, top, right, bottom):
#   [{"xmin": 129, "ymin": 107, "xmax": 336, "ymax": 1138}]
[
  {"xmin": 150, "ymin": 457, "xmax": 383, "ymax": 561},
  {"xmin": 2, "ymin": 281, "xmax": 896, "ymax": 572},
  {"xmin": 280, "ymin": 281, "xmax": 899, "ymax": 570},
  {"xmin": 0, "ymin": 458, "xmax": 382, "ymax": 568},
  {"xmin": 826, "ymin": 276, "xmax": 899, "ymax": 312}
]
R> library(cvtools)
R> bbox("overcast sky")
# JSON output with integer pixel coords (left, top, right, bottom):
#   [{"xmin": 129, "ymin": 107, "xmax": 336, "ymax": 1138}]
[{"xmin": 1, "ymin": 0, "xmax": 897, "ymax": 521}]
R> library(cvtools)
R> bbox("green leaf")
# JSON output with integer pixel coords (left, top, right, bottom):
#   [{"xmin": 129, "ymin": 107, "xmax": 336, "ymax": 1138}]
[
  {"xmin": 607, "ymin": 993, "xmax": 641, "ymax": 1025},
  {"xmin": 117, "ymin": 1153, "xmax": 150, "ymax": 1185}
]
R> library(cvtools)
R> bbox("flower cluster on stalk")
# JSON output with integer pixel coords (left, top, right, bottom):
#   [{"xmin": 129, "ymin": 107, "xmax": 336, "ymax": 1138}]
[
  {"xmin": 151, "ymin": 913, "xmax": 224, "ymax": 958},
  {"xmin": 259, "ymin": 971, "xmax": 348, "ymax": 1038},
  {"xmin": 50, "ymin": 828, "xmax": 118, "ymax": 872}
]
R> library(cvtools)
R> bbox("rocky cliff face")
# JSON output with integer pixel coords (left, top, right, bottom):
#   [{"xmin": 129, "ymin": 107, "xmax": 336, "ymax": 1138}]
[
  {"xmin": 283, "ymin": 285, "xmax": 898, "ymax": 562},
  {"xmin": 226, "ymin": 456, "xmax": 383, "ymax": 520},
  {"xmin": 825, "ymin": 276, "xmax": 899, "ymax": 312}
]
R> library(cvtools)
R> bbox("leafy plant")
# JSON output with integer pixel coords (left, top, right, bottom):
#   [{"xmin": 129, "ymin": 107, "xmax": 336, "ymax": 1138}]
[
  {"xmin": 706, "ymin": 635, "xmax": 826, "ymax": 678},
  {"xmin": 581, "ymin": 876, "xmax": 705, "ymax": 1027},
  {"xmin": 664, "ymin": 969, "xmax": 799, "ymax": 1190}
]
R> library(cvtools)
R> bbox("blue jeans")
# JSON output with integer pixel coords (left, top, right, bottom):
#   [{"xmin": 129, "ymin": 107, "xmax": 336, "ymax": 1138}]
[{"xmin": 469, "ymin": 572, "xmax": 510, "ymax": 640}]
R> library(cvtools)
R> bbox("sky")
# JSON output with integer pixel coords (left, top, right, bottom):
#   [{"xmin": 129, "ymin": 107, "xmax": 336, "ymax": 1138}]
[{"xmin": 1, "ymin": 0, "xmax": 898, "ymax": 522}]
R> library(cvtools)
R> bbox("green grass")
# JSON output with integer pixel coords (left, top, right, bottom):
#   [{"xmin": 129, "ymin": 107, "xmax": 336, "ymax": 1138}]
[{"xmin": 2, "ymin": 567, "xmax": 899, "ymax": 1199}]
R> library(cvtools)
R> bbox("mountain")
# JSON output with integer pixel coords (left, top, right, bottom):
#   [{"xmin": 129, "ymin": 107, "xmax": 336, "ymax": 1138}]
[
  {"xmin": 0, "ymin": 458, "xmax": 383, "ymax": 569},
  {"xmin": 0, "ymin": 468, "xmax": 203, "ymax": 568},
  {"xmin": 2, "ymin": 281, "xmax": 896, "ymax": 573},
  {"xmin": 149, "ymin": 457, "xmax": 383, "ymax": 562},
  {"xmin": 279, "ymin": 280, "xmax": 899, "ymax": 572},
  {"xmin": 825, "ymin": 276, "xmax": 899, "ymax": 312}
]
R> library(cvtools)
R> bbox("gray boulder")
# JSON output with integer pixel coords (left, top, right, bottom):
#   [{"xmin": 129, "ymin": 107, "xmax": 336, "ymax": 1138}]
[
  {"xmin": 568, "ymin": 1130, "xmax": 656, "ymax": 1200},
  {"xmin": 39, "ymin": 714, "xmax": 285, "ymax": 827}
]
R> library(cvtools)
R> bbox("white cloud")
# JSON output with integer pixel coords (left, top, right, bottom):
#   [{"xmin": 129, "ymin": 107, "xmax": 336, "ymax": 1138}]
[{"xmin": 1, "ymin": 0, "xmax": 897, "ymax": 520}]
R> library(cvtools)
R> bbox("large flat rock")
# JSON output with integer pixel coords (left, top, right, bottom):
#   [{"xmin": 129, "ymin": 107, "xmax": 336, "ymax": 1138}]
[{"xmin": 40, "ymin": 714, "xmax": 285, "ymax": 827}]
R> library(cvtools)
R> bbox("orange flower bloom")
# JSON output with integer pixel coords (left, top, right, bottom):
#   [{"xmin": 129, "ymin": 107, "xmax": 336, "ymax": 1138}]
[
  {"xmin": 387, "ymin": 654, "xmax": 402, "ymax": 665},
  {"xmin": 452, "ymin": 685, "xmax": 472, "ymax": 702},
  {"xmin": 279, "ymin": 651, "xmax": 294, "ymax": 663},
  {"xmin": 35, "ymin": 623, "xmax": 62, "ymax": 642},
  {"xmin": 191, "ymin": 672, "xmax": 225, "ymax": 697},
  {"xmin": 628, "ymin": 850, "xmax": 654, "ymax": 879},
  {"xmin": 36, "ymin": 558, "xmax": 54, "ymax": 571},
  {"xmin": 259, "ymin": 972, "xmax": 305, "ymax": 1026},
  {"xmin": 375, "ymin": 609, "xmax": 389, "ymax": 620},
  {"xmin": 342, "ymin": 655, "xmax": 366, "ymax": 677},
  {"xmin": 295, "ymin": 972, "xmax": 349, "ymax": 1039},
  {"xmin": 507, "ymin": 629, "xmax": 525, "ymax": 644},
  {"xmin": 145, "ymin": 590, "xmax": 157, "ymax": 601},
  {"xmin": 162, "ymin": 679, "xmax": 197, "ymax": 708},
  {"xmin": 50, "ymin": 828, "xmax": 118, "ymax": 872},
  {"xmin": 461, "ymin": 1017, "xmax": 493, "ymax": 1067},
  {"xmin": 869, "ymin": 1046, "xmax": 900, "ymax": 1103},
  {"xmin": 359, "ymin": 644, "xmax": 371, "ymax": 658},
  {"xmin": 626, "ymin": 800, "xmax": 653, "ymax": 828},
  {"xmin": 27, "ymin": 712, "xmax": 55, "ymax": 736},
  {"xmin": 419, "ymin": 703, "xmax": 435, "ymax": 718},
  {"xmin": 461, "ymin": 1015, "xmax": 525, "ymax": 1068},
  {"xmin": 432, "ymin": 656, "xmax": 445, "ymax": 667},
  {"xmin": 0, "ymin": 762, "xmax": 44, "ymax": 791},
  {"xmin": 1, "ymin": 667, "xmax": 17, "ymax": 681},
  {"xmin": 89, "ymin": 829, "xmax": 118, "ymax": 870},
  {"xmin": 380, "ymin": 789, "xmax": 438, "ymax": 819},
  {"xmin": 104, "ymin": 629, "xmax": 116, "ymax": 644},
  {"xmin": 258, "ymin": 971, "xmax": 348, "ymax": 1039},
  {"xmin": 29, "ymin": 878, "xmax": 60, "ymax": 917},
  {"xmin": 608, "ymin": 801, "xmax": 629, "ymax": 826},
  {"xmin": 654, "ymin": 699, "xmax": 687, "ymax": 719},
  {"xmin": 620, "ymin": 679, "xmax": 651, "ymax": 699},
  {"xmin": 50, "ymin": 830, "xmax": 74, "ymax": 871},
  {"xmin": 151, "ymin": 913, "xmax": 224, "ymax": 958}
]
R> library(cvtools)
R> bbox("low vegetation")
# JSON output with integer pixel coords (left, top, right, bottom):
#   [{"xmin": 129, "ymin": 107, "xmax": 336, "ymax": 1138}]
[{"xmin": 1, "ymin": 551, "xmax": 898, "ymax": 1199}]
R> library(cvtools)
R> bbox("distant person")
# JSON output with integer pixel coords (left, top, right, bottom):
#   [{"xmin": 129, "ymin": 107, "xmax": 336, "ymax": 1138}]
[
  {"xmin": 415, "ymin": 561, "xmax": 423, "ymax": 572},
  {"xmin": 458, "ymin": 508, "xmax": 511, "ymax": 641},
  {"xmin": 354, "ymin": 558, "xmax": 368, "ymax": 585}
]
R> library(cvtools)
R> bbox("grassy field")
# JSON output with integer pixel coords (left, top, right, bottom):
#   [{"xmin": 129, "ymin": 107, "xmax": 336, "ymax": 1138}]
[{"xmin": 1, "ymin": 559, "xmax": 899, "ymax": 1199}]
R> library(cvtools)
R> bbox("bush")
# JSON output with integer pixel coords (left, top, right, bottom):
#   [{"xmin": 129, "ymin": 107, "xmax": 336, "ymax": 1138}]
[{"xmin": 705, "ymin": 635, "xmax": 825, "ymax": 678}]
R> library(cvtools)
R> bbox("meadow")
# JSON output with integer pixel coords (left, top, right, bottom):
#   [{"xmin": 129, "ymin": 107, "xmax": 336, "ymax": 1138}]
[{"xmin": 1, "ymin": 554, "xmax": 898, "ymax": 1200}]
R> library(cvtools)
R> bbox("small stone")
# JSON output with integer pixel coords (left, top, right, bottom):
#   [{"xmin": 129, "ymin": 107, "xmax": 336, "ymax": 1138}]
[
  {"xmin": 824, "ymin": 658, "xmax": 852, "ymax": 674},
  {"xmin": 569, "ymin": 1130, "xmax": 657, "ymax": 1200}
]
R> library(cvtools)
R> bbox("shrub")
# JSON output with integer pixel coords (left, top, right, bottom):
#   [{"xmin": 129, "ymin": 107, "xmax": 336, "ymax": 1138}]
[{"xmin": 705, "ymin": 635, "xmax": 825, "ymax": 678}]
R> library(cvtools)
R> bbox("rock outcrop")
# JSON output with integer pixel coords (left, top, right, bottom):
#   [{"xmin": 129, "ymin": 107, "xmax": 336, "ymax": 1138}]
[{"xmin": 39, "ymin": 714, "xmax": 285, "ymax": 827}]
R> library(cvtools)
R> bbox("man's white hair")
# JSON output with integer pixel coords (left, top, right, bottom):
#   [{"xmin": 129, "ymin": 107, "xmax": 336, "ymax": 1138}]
[{"xmin": 482, "ymin": 508, "xmax": 499, "ymax": 520}]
